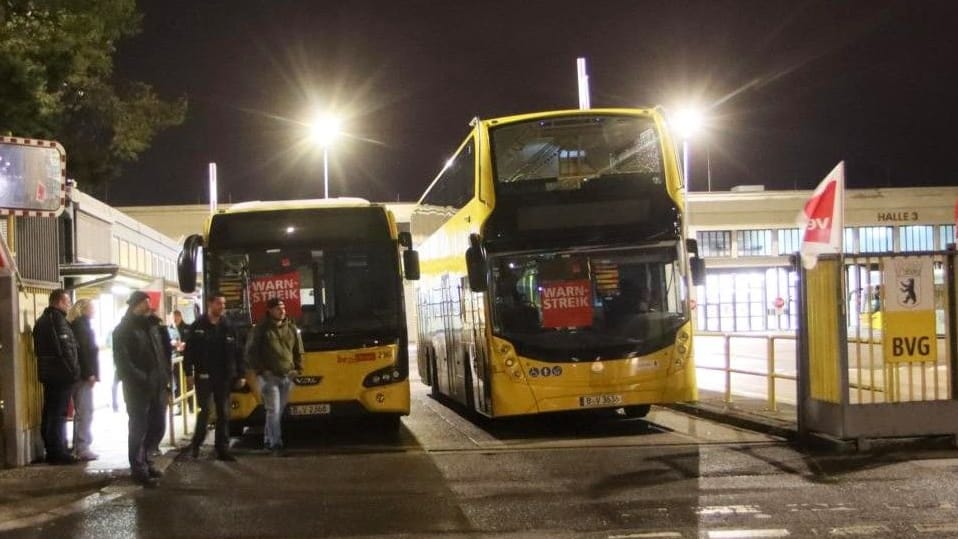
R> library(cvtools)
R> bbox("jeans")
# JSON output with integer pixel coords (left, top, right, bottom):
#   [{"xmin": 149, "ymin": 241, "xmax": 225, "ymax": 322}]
[
  {"xmin": 123, "ymin": 382, "xmax": 167, "ymax": 478},
  {"xmin": 72, "ymin": 381, "xmax": 95, "ymax": 454},
  {"xmin": 258, "ymin": 373, "xmax": 291, "ymax": 448},
  {"xmin": 191, "ymin": 375, "xmax": 231, "ymax": 452},
  {"xmin": 41, "ymin": 382, "xmax": 73, "ymax": 460}
]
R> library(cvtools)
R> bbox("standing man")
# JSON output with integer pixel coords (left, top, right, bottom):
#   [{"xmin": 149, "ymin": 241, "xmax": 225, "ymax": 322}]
[
  {"xmin": 33, "ymin": 289, "xmax": 80, "ymax": 465},
  {"xmin": 113, "ymin": 291, "xmax": 170, "ymax": 487},
  {"xmin": 68, "ymin": 298, "xmax": 100, "ymax": 461},
  {"xmin": 246, "ymin": 297, "xmax": 303, "ymax": 455},
  {"xmin": 145, "ymin": 308, "xmax": 174, "ymax": 458},
  {"xmin": 185, "ymin": 292, "xmax": 245, "ymax": 461}
]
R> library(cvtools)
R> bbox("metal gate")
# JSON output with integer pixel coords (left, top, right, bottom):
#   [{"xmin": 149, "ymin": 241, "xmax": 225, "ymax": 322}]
[{"xmin": 797, "ymin": 252, "xmax": 958, "ymax": 447}]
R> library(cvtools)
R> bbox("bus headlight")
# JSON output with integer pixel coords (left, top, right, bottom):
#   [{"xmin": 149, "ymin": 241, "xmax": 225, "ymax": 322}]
[{"xmin": 363, "ymin": 365, "xmax": 406, "ymax": 388}]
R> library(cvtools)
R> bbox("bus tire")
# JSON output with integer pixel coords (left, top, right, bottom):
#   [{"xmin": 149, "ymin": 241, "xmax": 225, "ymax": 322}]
[
  {"xmin": 622, "ymin": 404, "xmax": 651, "ymax": 419},
  {"xmin": 428, "ymin": 347, "xmax": 441, "ymax": 399},
  {"xmin": 462, "ymin": 348, "xmax": 475, "ymax": 411}
]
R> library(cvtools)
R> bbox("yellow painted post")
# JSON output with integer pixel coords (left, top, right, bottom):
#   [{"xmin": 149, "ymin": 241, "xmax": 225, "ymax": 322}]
[
  {"xmin": 805, "ymin": 258, "xmax": 843, "ymax": 404},
  {"xmin": 767, "ymin": 336, "xmax": 776, "ymax": 411},
  {"xmin": 724, "ymin": 334, "xmax": 732, "ymax": 403}
]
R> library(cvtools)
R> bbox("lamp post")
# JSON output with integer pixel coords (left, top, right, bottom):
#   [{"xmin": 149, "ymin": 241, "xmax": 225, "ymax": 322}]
[{"xmin": 309, "ymin": 114, "xmax": 341, "ymax": 198}]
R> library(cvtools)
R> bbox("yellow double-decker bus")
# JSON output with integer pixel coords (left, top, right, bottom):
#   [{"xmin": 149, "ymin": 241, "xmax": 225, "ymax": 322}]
[
  {"xmin": 412, "ymin": 108, "xmax": 705, "ymax": 418},
  {"xmin": 178, "ymin": 198, "xmax": 420, "ymax": 432}
]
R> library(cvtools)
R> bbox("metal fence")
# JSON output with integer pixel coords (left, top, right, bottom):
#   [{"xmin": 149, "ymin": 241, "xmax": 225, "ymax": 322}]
[
  {"xmin": 166, "ymin": 354, "xmax": 198, "ymax": 447},
  {"xmin": 799, "ymin": 253, "xmax": 958, "ymax": 445}
]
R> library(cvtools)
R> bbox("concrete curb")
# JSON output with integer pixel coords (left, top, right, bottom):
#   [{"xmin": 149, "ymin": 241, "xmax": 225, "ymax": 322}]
[{"xmin": 666, "ymin": 401, "xmax": 798, "ymax": 442}]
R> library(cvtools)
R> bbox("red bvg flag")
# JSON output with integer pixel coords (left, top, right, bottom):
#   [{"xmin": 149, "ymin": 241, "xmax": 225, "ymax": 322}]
[{"xmin": 796, "ymin": 161, "xmax": 845, "ymax": 269}]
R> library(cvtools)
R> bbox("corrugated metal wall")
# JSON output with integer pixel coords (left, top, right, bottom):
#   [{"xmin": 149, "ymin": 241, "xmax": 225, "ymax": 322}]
[{"xmin": 14, "ymin": 217, "xmax": 58, "ymax": 284}]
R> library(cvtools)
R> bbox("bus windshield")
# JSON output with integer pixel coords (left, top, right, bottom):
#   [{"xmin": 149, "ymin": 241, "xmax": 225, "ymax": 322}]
[
  {"xmin": 491, "ymin": 114, "xmax": 664, "ymax": 195},
  {"xmin": 490, "ymin": 244, "xmax": 688, "ymax": 361},
  {"xmin": 208, "ymin": 244, "xmax": 403, "ymax": 347}
]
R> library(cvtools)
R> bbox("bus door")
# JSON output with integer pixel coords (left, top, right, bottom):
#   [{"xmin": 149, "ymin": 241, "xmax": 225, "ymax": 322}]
[
  {"xmin": 440, "ymin": 273, "xmax": 469, "ymax": 406},
  {"xmin": 461, "ymin": 276, "xmax": 491, "ymax": 414}
]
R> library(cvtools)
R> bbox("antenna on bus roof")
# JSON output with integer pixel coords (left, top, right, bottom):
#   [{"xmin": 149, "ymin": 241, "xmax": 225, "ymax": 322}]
[{"xmin": 577, "ymin": 57, "xmax": 591, "ymax": 110}]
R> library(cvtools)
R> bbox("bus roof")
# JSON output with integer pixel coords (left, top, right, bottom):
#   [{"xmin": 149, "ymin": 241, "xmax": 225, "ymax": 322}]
[
  {"xmin": 482, "ymin": 107, "xmax": 661, "ymax": 128},
  {"xmin": 224, "ymin": 197, "xmax": 373, "ymax": 214}
]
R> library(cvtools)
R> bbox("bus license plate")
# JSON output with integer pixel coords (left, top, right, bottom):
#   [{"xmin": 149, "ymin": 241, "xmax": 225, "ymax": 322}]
[
  {"xmin": 288, "ymin": 403, "xmax": 331, "ymax": 416},
  {"xmin": 579, "ymin": 394, "xmax": 623, "ymax": 408}
]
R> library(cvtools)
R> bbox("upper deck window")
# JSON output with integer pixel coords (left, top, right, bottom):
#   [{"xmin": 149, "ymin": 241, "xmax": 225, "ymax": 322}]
[{"xmin": 491, "ymin": 115, "xmax": 664, "ymax": 196}]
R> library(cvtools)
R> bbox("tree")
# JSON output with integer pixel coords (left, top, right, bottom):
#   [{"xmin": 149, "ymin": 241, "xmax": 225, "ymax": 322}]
[{"xmin": 0, "ymin": 0, "xmax": 186, "ymax": 189}]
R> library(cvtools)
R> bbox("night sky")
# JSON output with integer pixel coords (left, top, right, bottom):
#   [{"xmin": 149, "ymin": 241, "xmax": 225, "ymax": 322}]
[{"xmin": 108, "ymin": 0, "xmax": 957, "ymax": 206}]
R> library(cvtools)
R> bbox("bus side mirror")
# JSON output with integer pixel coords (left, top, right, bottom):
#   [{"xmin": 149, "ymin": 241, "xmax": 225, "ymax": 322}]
[
  {"xmin": 177, "ymin": 234, "xmax": 203, "ymax": 293},
  {"xmin": 686, "ymin": 238, "xmax": 700, "ymax": 258},
  {"xmin": 465, "ymin": 233, "xmax": 488, "ymax": 292},
  {"xmin": 398, "ymin": 231, "xmax": 413, "ymax": 249},
  {"xmin": 403, "ymin": 249, "xmax": 420, "ymax": 280},
  {"xmin": 690, "ymin": 257, "xmax": 706, "ymax": 287}
]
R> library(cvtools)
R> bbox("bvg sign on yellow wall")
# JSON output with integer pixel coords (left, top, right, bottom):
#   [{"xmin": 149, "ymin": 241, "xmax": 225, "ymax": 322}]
[{"xmin": 882, "ymin": 256, "xmax": 936, "ymax": 363}]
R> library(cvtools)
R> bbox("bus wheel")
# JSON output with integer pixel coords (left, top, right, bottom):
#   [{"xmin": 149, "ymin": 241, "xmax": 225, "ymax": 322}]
[
  {"xmin": 428, "ymin": 348, "xmax": 440, "ymax": 399},
  {"xmin": 622, "ymin": 405, "xmax": 651, "ymax": 419}
]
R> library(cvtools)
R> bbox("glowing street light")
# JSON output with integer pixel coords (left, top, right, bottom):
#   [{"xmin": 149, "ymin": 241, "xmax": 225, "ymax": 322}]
[
  {"xmin": 309, "ymin": 113, "xmax": 341, "ymax": 198},
  {"xmin": 673, "ymin": 107, "xmax": 705, "ymax": 191}
]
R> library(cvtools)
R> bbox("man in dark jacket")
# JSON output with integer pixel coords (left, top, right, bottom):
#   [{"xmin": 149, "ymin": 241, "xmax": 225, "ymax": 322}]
[
  {"xmin": 33, "ymin": 289, "xmax": 81, "ymax": 465},
  {"xmin": 112, "ymin": 291, "xmax": 170, "ymax": 487},
  {"xmin": 145, "ymin": 308, "xmax": 174, "ymax": 457},
  {"xmin": 185, "ymin": 292, "xmax": 246, "ymax": 461}
]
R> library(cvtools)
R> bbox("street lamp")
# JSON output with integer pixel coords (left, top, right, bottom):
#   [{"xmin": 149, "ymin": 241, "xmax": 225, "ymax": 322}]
[{"xmin": 309, "ymin": 113, "xmax": 341, "ymax": 198}]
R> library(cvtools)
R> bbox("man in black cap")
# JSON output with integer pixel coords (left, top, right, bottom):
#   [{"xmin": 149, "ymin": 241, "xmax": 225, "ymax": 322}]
[
  {"xmin": 246, "ymin": 297, "xmax": 303, "ymax": 454},
  {"xmin": 112, "ymin": 290, "xmax": 171, "ymax": 487}
]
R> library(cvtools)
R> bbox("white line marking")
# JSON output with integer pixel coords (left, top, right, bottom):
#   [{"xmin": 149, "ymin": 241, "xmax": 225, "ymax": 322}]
[
  {"xmin": 698, "ymin": 505, "xmax": 762, "ymax": 515},
  {"xmin": 915, "ymin": 522, "xmax": 958, "ymax": 533},
  {"xmin": 608, "ymin": 533, "xmax": 683, "ymax": 539},
  {"xmin": 828, "ymin": 524, "xmax": 891, "ymax": 536},
  {"xmin": 708, "ymin": 530, "xmax": 790, "ymax": 538}
]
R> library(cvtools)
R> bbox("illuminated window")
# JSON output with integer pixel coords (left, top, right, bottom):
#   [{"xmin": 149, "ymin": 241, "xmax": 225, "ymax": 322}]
[
  {"xmin": 940, "ymin": 225, "xmax": 956, "ymax": 249},
  {"xmin": 119, "ymin": 240, "xmax": 129, "ymax": 268},
  {"xmin": 900, "ymin": 225, "xmax": 933, "ymax": 252},
  {"xmin": 697, "ymin": 230, "xmax": 731, "ymax": 257},
  {"xmin": 777, "ymin": 228, "xmax": 801, "ymax": 255},
  {"xmin": 844, "ymin": 228, "xmax": 855, "ymax": 253},
  {"xmin": 736, "ymin": 229, "xmax": 773, "ymax": 256},
  {"xmin": 857, "ymin": 226, "xmax": 893, "ymax": 253}
]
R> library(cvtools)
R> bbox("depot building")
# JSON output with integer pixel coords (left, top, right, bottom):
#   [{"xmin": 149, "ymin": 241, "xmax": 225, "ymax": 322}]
[{"xmin": 120, "ymin": 185, "xmax": 958, "ymax": 336}]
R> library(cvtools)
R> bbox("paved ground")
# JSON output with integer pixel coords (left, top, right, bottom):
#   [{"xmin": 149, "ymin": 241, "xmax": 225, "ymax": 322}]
[{"xmin": 0, "ymin": 376, "xmax": 792, "ymax": 534}]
